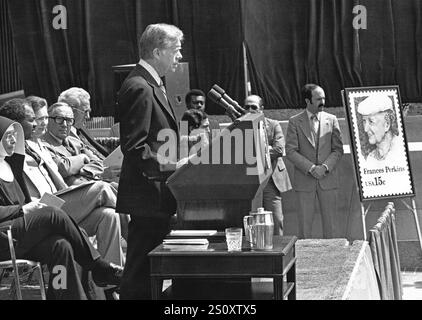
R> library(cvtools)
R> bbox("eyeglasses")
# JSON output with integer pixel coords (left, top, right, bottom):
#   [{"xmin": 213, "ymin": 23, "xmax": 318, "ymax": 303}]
[
  {"xmin": 245, "ymin": 104, "xmax": 260, "ymax": 111},
  {"xmin": 4, "ymin": 131, "xmax": 17, "ymax": 142},
  {"xmin": 49, "ymin": 116, "xmax": 75, "ymax": 125}
]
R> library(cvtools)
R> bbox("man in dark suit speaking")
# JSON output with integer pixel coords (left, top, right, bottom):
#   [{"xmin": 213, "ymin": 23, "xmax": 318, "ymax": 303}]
[{"xmin": 116, "ymin": 23, "xmax": 184, "ymax": 299}]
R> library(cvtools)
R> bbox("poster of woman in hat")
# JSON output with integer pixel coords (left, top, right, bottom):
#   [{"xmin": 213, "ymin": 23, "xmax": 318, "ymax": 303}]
[{"xmin": 343, "ymin": 86, "xmax": 414, "ymax": 201}]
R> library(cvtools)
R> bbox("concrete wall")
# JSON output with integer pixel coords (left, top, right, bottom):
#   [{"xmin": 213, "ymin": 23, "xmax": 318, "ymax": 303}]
[{"xmin": 280, "ymin": 116, "xmax": 422, "ymax": 242}]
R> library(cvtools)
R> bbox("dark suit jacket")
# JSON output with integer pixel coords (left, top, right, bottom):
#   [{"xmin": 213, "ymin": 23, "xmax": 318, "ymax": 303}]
[{"xmin": 116, "ymin": 64, "xmax": 179, "ymax": 218}]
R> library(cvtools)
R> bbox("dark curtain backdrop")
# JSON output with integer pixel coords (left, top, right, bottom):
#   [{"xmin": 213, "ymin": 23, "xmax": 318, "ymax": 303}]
[
  {"xmin": 243, "ymin": 0, "xmax": 422, "ymax": 109},
  {"xmin": 176, "ymin": 0, "xmax": 244, "ymax": 115},
  {"xmin": 7, "ymin": 0, "xmax": 174, "ymax": 116},
  {"xmin": 7, "ymin": 0, "xmax": 422, "ymax": 115}
]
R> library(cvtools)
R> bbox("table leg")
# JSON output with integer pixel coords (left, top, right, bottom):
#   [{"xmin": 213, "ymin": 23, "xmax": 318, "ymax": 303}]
[
  {"xmin": 286, "ymin": 261, "xmax": 296, "ymax": 300},
  {"xmin": 151, "ymin": 276, "xmax": 162, "ymax": 300},
  {"xmin": 273, "ymin": 276, "xmax": 283, "ymax": 300}
]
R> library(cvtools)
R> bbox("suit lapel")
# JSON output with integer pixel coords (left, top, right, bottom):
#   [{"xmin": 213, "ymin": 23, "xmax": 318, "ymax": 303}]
[
  {"xmin": 44, "ymin": 132, "xmax": 71, "ymax": 157},
  {"xmin": 25, "ymin": 142, "xmax": 68, "ymax": 191},
  {"xmin": 36, "ymin": 145, "xmax": 68, "ymax": 189},
  {"xmin": 134, "ymin": 65, "xmax": 177, "ymax": 125},
  {"xmin": 298, "ymin": 111, "xmax": 315, "ymax": 148}
]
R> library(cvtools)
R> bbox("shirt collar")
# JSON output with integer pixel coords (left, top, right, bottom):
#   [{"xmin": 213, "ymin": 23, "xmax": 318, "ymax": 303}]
[
  {"xmin": 70, "ymin": 126, "xmax": 78, "ymax": 137},
  {"xmin": 139, "ymin": 59, "xmax": 162, "ymax": 87},
  {"xmin": 306, "ymin": 109, "xmax": 320, "ymax": 121}
]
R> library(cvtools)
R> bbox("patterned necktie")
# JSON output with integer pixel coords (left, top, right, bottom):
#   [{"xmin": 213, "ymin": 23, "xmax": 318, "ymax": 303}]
[
  {"xmin": 311, "ymin": 114, "xmax": 319, "ymax": 135},
  {"xmin": 159, "ymin": 79, "xmax": 168, "ymax": 100},
  {"xmin": 311, "ymin": 114, "xmax": 320, "ymax": 162},
  {"xmin": 62, "ymin": 138, "xmax": 76, "ymax": 156}
]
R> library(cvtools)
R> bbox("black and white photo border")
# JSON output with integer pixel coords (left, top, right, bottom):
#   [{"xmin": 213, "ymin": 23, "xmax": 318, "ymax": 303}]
[{"xmin": 343, "ymin": 86, "xmax": 415, "ymax": 201}]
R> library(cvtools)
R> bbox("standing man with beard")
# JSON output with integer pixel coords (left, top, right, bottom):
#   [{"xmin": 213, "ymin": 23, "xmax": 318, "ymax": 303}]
[
  {"xmin": 116, "ymin": 23, "xmax": 184, "ymax": 299},
  {"xmin": 285, "ymin": 84, "xmax": 343, "ymax": 239}
]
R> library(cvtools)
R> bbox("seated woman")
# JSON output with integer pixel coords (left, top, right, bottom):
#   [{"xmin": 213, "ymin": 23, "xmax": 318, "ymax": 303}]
[
  {"xmin": 179, "ymin": 109, "xmax": 211, "ymax": 163},
  {"xmin": 0, "ymin": 116, "xmax": 122, "ymax": 299}
]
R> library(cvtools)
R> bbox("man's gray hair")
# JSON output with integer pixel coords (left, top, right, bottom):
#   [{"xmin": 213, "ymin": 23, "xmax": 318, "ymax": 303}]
[
  {"xmin": 139, "ymin": 23, "xmax": 184, "ymax": 60},
  {"xmin": 48, "ymin": 102, "xmax": 72, "ymax": 115},
  {"xmin": 58, "ymin": 87, "xmax": 90, "ymax": 110}
]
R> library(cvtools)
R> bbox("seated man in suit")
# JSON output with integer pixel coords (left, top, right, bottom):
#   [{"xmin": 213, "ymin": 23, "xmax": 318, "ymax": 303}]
[
  {"xmin": 244, "ymin": 95, "xmax": 292, "ymax": 235},
  {"xmin": 58, "ymin": 87, "xmax": 110, "ymax": 159},
  {"xmin": 42, "ymin": 102, "xmax": 108, "ymax": 186},
  {"xmin": 42, "ymin": 101, "xmax": 130, "ymax": 240},
  {"xmin": 0, "ymin": 97, "xmax": 124, "ymax": 268}
]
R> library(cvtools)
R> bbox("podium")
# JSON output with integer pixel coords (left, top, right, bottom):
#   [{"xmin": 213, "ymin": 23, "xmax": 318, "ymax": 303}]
[{"xmin": 167, "ymin": 112, "xmax": 272, "ymax": 230}]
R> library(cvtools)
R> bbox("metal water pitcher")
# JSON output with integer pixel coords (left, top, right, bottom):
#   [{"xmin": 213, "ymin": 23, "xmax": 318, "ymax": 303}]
[{"xmin": 243, "ymin": 207, "xmax": 274, "ymax": 250}]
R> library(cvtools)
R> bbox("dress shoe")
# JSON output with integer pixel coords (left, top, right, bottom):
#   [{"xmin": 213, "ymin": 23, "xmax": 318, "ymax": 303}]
[{"xmin": 92, "ymin": 262, "xmax": 124, "ymax": 288}]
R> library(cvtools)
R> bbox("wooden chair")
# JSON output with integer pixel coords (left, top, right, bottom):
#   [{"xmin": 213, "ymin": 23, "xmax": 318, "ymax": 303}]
[{"xmin": 0, "ymin": 225, "xmax": 46, "ymax": 300}]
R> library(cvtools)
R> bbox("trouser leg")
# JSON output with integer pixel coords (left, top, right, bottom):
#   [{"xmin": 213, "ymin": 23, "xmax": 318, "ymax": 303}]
[
  {"xmin": 79, "ymin": 207, "xmax": 124, "ymax": 266},
  {"xmin": 12, "ymin": 207, "xmax": 100, "ymax": 270},
  {"xmin": 120, "ymin": 216, "xmax": 170, "ymax": 300},
  {"xmin": 295, "ymin": 191, "xmax": 317, "ymax": 239},
  {"xmin": 317, "ymin": 185, "xmax": 337, "ymax": 239},
  {"xmin": 60, "ymin": 181, "xmax": 115, "ymax": 223},
  {"xmin": 108, "ymin": 181, "xmax": 130, "ymax": 241},
  {"xmin": 10, "ymin": 212, "xmax": 95, "ymax": 300},
  {"xmin": 263, "ymin": 178, "xmax": 283, "ymax": 235},
  {"xmin": 24, "ymin": 235, "xmax": 87, "ymax": 300}
]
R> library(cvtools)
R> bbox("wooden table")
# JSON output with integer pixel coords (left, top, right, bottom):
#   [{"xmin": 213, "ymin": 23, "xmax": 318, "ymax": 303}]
[{"xmin": 148, "ymin": 235, "xmax": 297, "ymax": 300}]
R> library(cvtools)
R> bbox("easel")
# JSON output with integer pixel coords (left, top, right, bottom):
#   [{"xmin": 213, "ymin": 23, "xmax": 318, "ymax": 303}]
[{"xmin": 360, "ymin": 198, "xmax": 422, "ymax": 252}]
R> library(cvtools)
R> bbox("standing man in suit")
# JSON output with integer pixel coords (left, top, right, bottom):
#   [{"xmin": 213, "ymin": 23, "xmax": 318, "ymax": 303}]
[
  {"xmin": 244, "ymin": 95, "xmax": 292, "ymax": 235},
  {"xmin": 116, "ymin": 23, "xmax": 184, "ymax": 300},
  {"xmin": 285, "ymin": 84, "xmax": 343, "ymax": 239}
]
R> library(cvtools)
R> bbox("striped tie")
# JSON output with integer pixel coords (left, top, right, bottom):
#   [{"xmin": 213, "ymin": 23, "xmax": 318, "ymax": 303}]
[
  {"xmin": 311, "ymin": 114, "xmax": 320, "ymax": 162},
  {"xmin": 311, "ymin": 114, "xmax": 319, "ymax": 135},
  {"xmin": 159, "ymin": 80, "xmax": 168, "ymax": 100}
]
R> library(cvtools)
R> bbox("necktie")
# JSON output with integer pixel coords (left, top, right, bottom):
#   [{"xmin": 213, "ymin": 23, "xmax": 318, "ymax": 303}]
[
  {"xmin": 311, "ymin": 114, "xmax": 319, "ymax": 135},
  {"xmin": 62, "ymin": 138, "xmax": 76, "ymax": 156},
  {"xmin": 159, "ymin": 80, "xmax": 168, "ymax": 100},
  {"xmin": 311, "ymin": 114, "xmax": 320, "ymax": 162}
]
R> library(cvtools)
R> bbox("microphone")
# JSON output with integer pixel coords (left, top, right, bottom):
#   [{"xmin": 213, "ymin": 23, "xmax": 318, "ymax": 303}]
[
  {"xmin": 212, "ymin": 85, "xmax": 246, "ymax": 115},
  {"xmin": 207, "ymin": 88, "xmax": 242, "ymax": 120}
]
